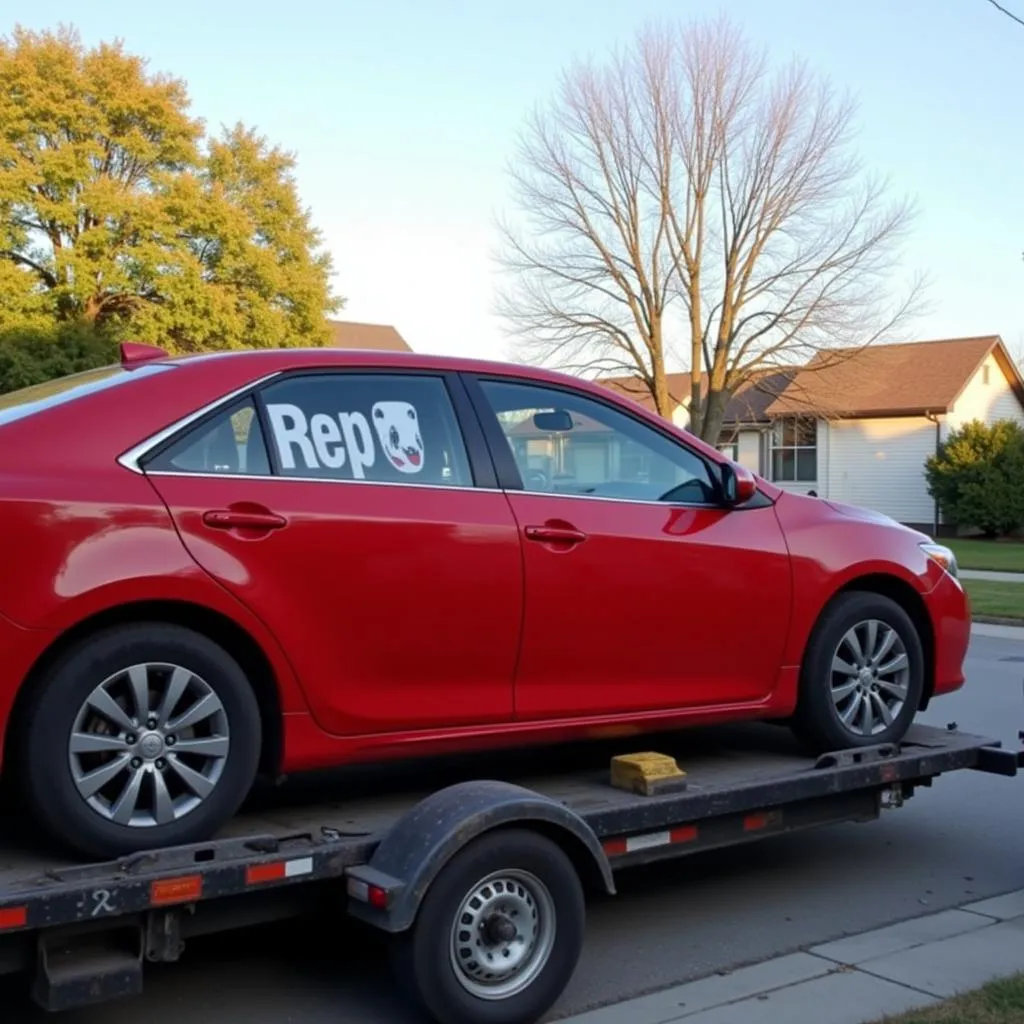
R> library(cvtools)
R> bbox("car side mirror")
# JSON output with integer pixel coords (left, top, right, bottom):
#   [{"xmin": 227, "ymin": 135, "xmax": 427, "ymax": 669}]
[
  {"xmin": 532, "ymin": 410, "xmax": 574, "ymax": 432},
  {"xmin": 721, "ymin": 461, "xmax": 757, "ymax": 506}
]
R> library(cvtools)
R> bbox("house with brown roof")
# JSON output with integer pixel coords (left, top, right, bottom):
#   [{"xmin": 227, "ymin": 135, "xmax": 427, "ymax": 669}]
[
  {"xmin": 326, "ymin": 319, "xmax": 411, "ymax": 352},
  {"xmin": 599, "ymin": 335, "xmax": 1024, "ymax": 531}
]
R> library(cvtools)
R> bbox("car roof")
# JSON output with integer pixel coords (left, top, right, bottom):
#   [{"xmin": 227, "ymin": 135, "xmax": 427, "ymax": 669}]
[{"xmin": 156, "ymin": 346, "xmax": 576, "ymax": 383}]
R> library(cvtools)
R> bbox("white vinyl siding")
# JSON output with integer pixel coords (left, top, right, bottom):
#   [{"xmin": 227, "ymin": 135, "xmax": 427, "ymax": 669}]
[
  {"xmin": 736, "ymin": 430, "xmax": 761, "ymax": 473},
  {"xmin": 945, "ymin": 352, "xmax": 1024, "ymax": 434},
  {"xmin": 823, "ymin": 416, "xmax": 937, "ymax": 524}
]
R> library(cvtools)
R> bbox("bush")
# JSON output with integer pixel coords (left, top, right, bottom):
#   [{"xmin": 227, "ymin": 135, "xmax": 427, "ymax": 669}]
[
  {"xmin": 0, "ymin": 322, "xmax": 118, "ymax": 395},
  {"xmin": 925, "ymin": 419, "xmax": 1024, "ymax": 537}
]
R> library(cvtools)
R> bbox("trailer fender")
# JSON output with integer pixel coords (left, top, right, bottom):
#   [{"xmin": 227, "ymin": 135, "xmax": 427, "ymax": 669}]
[{"xmin": 344, "ymin": 779, "xmax": 614, "ymax": 933}]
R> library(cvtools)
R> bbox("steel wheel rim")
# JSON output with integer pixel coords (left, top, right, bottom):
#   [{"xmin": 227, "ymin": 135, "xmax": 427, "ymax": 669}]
[
  {"xmin": 449, "ymin": 868, "xmax": 557, "ymax": 1001},
  {"xmin": 68, "ymin": 662, "xmax": 230, "ymax": 828},
  {"xmin": 830, "ymin": 619, "xmax": 910, "ymax": 737}
]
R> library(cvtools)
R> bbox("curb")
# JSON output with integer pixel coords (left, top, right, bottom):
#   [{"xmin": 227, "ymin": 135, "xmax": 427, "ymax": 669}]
[
  {"xmin": 971, "ymin": 620, "xmax": 1024, "ymax": 640},
  {"xmin": 973, "ymin": 615, "xmax": 1024, "ymax": 627},
  {"xmin": 558, "ymin": 889, "xmax": 1024, "ymax": 1024}
]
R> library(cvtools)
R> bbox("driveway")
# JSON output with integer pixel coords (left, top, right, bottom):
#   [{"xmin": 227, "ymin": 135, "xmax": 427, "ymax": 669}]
[{"xmin": 5, "ymin": 631, "xmax": 1024, "ymax": 1022}]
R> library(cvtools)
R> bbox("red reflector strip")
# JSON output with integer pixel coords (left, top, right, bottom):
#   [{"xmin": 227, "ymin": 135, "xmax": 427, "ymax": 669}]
[
  {"xmin": 603, "ymin": 825, "xmax": 699, "ymax": 857},
  {"xmin": 0, "ymin": 906, "xmax": 27, "ymax": 930},
  {"xmin": 245, "ymin": 857, "xmax": 314, "ymax": 886},
  {"xmin": 150, "ymin": 875, "xmax": 203, "ymax": 906}
]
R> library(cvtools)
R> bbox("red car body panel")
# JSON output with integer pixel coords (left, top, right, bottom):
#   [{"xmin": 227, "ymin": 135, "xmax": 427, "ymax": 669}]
[
  {"xmin": 503, "ymin": 492, "xmax": 793, "ymax": 719},
  {"xmin": 0, "ymin": 348, "xmax": 970, "ymax": 778},
  {"xmin": 147, "ymin": 473, "xmax": 524, "ymax": 735}
]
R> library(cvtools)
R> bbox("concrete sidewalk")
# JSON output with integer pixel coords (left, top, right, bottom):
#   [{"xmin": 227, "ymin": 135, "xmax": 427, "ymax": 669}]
[
  {"xmin": 962, "ymin": 568, "xmax": 1024, "ymax": 582},
  {"xmin": 559, "ymin": 889, "xmax": 1024, "ymax": 1024}
]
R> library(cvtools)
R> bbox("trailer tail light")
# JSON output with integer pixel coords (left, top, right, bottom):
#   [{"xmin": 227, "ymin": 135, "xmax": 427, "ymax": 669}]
[
  {"xmin": 245, "ymin": 857, "xmax": 314, "ymax": 886},
  {"xmin": 0, "ymin": 906, "xmax": 27, "ymax": 930},
  {"xmin": 743, "ymin": 810, "xmax": 783, "ymax": 832},
  {"xmin": 150, "ymin": 875, "xmax": 203, "ymax": 906},
  {"xmin": 347, "ymin": 877, "xmax": 390, "ymax": 909}
]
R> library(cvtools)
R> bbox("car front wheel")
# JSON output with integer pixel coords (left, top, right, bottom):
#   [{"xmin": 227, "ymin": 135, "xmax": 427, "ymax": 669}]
[
  {"xmin": 21, "ymin": 623, "xmax": 261, "ymax": 860},
  {"xmin": 791, "ymin": 591, "xmax": 925, "ymax": 754}
]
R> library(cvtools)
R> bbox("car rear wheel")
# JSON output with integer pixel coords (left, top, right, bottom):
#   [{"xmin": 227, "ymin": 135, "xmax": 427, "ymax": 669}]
[
  {"xmin": 21, "ymin": 623, "xmax": 261, "ymax": 860},
  {"xmin": 791, "ymin": 591, "xmax": 925, "ymax": 754}
]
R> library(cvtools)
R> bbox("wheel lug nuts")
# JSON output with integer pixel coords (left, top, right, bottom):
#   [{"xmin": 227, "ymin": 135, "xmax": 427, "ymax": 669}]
[
  {"xmin": 166, "ymin": 735, "xmax": 176, "ymax": 746},
  {"xmin": 126, "ymin": 735, "xmax": 136, "ymax": 745},
  {"xmin": 130, "ymin": 757, "xmax": 142, "ymax": 769},
  {"xmin": 155, "ymin": 758, "xmax": 166, "ymax": 770}
]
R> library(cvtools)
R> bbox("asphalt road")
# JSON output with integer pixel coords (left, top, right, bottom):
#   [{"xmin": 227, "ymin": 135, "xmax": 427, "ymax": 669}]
[{"xmin": 5, "ymin": 632, "xmax": 1024, "ymax": 1023}]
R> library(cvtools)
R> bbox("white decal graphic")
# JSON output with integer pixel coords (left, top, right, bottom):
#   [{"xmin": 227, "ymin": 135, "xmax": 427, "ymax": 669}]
[
  {"xmin": 265, "ymin": 403, "xmax": 376, "ymax": 479},
  {"xmin": 371, "ymin": 401, "xmax": 424, "ymax": 474}
]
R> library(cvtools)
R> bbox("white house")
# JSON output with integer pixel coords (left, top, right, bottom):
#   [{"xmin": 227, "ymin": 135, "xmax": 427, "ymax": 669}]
[{"xmin": 600, "ymin": 336, "xmax": 1024, "ymax": 532}]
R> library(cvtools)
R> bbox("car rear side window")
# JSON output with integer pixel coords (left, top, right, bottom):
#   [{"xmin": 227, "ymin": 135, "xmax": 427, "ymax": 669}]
[
  {"xmin": 256, "ymin": 373, "xmax": 474, "ymax": 487},
  {"xmin": 0, "ymin": 363, "xmax": 171, "ymax": 426},
  {"xmin": 145, "ymin": 399, "xmax": 271, "ymax": 476}
]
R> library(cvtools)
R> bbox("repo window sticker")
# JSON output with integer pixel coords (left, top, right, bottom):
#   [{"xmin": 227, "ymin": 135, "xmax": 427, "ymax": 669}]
[
  {"xmin": 372, "ymin": 401, "xmax": 424, "ymax": 473},
  {"xmin": 265, "ymin": 401, "xmax": 425, "ymax": 478}
]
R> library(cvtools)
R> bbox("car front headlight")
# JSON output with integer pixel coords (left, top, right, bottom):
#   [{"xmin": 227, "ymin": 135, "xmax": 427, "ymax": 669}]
[{"xmin": 920, "ymin": 542, "xmax": 959, "ymax": 580}]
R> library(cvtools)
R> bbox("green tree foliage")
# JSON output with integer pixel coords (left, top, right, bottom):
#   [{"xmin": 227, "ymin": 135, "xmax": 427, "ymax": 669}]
[
  {"xmin": 0, "ymin": 25, "xmax": 340, "ymax": 390},
  {"xmin": 925, "ymin": 419, "xmax": 1024, "ymax": 537}
]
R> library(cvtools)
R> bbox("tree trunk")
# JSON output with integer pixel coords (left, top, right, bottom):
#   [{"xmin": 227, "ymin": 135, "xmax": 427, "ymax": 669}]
[
  {"xmin": 700, "ymin": 388, "xmax": 730, "ymax": 449},
  {"xmin": 652, "ymin": 361, "xmax": 672, "ymax": 420}
]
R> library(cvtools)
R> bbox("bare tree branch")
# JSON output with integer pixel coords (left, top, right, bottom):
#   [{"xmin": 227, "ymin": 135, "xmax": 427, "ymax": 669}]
[
  {"xmin": 986, "ymin": 0, "xmax": 1024, "ymax": 27},
  {"xmin": 494, "ymin": 14, "xmax": 927, "ymax": 442}
]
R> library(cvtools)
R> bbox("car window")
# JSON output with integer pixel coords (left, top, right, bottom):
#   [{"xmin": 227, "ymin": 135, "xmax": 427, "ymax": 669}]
[
  {"xmin": 145, "ymin": 399, "xmax": 271, "ymax": 476},
  {"xmin": 257, "ymin": 373, "xmax": 474, "ymax": 487},
  {"xmin": 477, "ymin": 379, "xmax": 718, "ymax": 505}
]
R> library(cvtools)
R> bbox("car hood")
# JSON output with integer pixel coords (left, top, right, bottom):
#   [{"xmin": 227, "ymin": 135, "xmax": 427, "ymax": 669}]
[{"xmin": 821, "ymin": 497, "xmax": 930, "ymax": 540}]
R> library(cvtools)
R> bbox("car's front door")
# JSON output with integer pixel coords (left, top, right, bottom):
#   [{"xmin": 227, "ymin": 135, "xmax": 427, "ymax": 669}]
[
  {"xmin": 468, "ymin": 375, "xmax": 793, "ymax": 721},
  {"xmin": 143, "ymin": 370, "xmax": 523, "ymax": 737}
]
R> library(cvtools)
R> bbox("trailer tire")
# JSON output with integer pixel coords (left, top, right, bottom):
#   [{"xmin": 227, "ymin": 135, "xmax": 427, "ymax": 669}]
[
  {"xmin": 792, "ymin": 590, "xmax": 925, "ymax": 753},
  {"xmin": 390, "ymin": 827, "xmax": 585, "ymax": 1024},
  {"xmin": 21, "ymin": 623, "xmax": 261, "ymax": 860}
]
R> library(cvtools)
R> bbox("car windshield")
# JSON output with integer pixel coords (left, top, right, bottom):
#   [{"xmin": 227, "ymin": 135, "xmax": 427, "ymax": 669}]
[{"xmin": 0, "ymin": 363, "xmax": 172, "ymax": 427}]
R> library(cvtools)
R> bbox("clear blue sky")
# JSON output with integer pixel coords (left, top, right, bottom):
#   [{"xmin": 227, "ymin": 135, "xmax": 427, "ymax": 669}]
[{"xmin": 6, "ymin": 0, "xmax": 1023, "ymax": 363}]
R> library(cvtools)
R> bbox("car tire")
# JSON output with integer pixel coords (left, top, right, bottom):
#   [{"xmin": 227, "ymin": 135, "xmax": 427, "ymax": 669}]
[
  {"xmin": 20, "ymin": 623, "xmax": 261, "ymax": 860},
  {"xmin": 389, "ymin": 828, "xmax": 585, "ymax": 1024},
  {"xmin": 791, "ymin": 591, "xmax": 925, "ymax": 754}
]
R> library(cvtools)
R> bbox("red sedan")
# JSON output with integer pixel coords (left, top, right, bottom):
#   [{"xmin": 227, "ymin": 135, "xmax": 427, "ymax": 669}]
[{"xmin": 0, "ymin": 344, "xmax": 969, "ymax": 858}]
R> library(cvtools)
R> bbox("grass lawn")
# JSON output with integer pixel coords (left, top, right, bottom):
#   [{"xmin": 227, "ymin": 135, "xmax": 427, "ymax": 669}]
[
  {"xmin": 964, "ymin": 579, "xmax": 1024, "ymax": 621},
  {"xmin": 876, "ymin": 972, "xmax": 1024, "ymax": 1023},
  {"xmin": 949, "ymin": 538, "xmax": 1024, "ymax": 573}
]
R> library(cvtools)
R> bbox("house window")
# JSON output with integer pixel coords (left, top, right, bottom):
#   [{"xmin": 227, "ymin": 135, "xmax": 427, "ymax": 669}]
[
  {"xmin": 716, "ymin": 426, "xmax": 739, "ymax": 462},
  {"xmin": 770, "ymin": 417, "xmax": 817, "ymax": 483}
]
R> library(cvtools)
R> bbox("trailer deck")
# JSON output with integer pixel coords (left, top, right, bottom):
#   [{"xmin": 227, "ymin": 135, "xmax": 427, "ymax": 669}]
[{"xmin": 0, "ymin": 721, "xmax": 1020, "ymax": 1023}]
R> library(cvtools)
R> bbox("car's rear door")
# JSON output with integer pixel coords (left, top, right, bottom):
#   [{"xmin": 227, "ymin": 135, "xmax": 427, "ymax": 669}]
[
  {"xmin": 142, "ymin": 368, "xmax": 523, "ymax": 737},
  {"xmin": 465, "ymin": 374, "xmax": 793, "ymax": 721}
]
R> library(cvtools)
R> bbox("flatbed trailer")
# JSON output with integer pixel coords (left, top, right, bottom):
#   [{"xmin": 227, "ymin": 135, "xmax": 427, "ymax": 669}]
[{"xmin": 1, "ymin": 721, "xmax": 1021, "ymax": 1024}]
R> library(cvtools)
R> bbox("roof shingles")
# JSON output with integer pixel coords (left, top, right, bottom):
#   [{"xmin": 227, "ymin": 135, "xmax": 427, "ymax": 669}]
[
  {"xmin": 764, "ymin": 336, "xmax": 1004, "ymax": 418},
  {"xmin": 327, "ymin": 319, "xmax": 411, "ymax": 352},
  {"xmin": 597, "ymin": 336, "xmax": 1022, "ymax": 424}
]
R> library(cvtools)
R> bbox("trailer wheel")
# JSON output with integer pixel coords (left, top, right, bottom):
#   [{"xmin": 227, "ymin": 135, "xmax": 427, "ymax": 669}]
[{"xmin": 390, "ymin": 827, "xmax": 585, "ymax": 1024}]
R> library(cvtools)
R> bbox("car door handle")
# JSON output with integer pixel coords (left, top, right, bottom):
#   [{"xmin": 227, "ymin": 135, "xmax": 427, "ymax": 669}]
[
  {"xmin": 524, "ymin": 525, "xmax": 587, "ymax": 545},
  {"xmin": 202, "ymin": 509, "xmax": 287, "ymax": 530}
]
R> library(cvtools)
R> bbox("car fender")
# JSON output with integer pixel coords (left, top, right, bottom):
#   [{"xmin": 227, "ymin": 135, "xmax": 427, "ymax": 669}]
[{"xmin": 16, "ymin": 553, "xmax": 310, "ymax": 717}]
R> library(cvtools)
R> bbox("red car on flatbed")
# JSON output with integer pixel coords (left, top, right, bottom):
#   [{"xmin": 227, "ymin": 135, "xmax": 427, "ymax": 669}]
[{"xmin": 0, "ymin": 342, "xmax": 969, "ymax": 860}]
